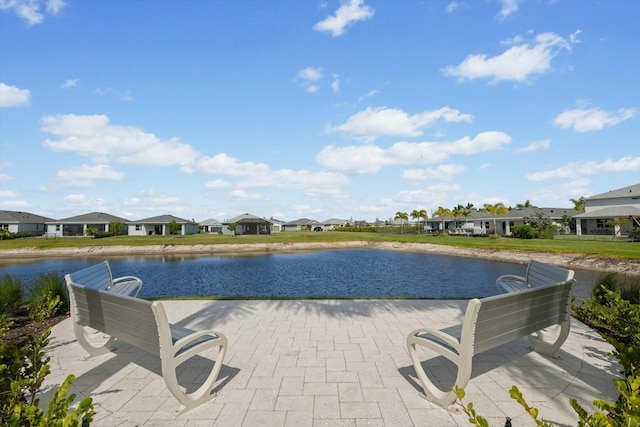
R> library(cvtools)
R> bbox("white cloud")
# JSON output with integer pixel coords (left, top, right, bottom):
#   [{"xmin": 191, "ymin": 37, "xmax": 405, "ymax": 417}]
[
  {"xmin": 41, "ymin": 114, "xmax": 199, "ymax": 171},
  {"xmin": 497, "ymin": 0, "xmax": 521, "ymax": 19},
  {"xmin": 61, "ymin": 78, "xmax": 78, "ymax": 89},
  {"xmin": 229, "ymin": 189, "xmax": 262, "ymax": 200},
  {"xmin": 515, "ymin": 139, "xmax": 550, "ymax": 153},
  {"xmin": 327, "ymin": 106, "xmax": 473, "ymax": 142},
  {"xmin": 442, "ymin": 31, "xmax": 574, "ymax": 83},
  {"xmin": 332, "ymin": 73, "xmax": 340, "ymax": 92},
  {"xmin": 0, "ymin": 0, "xmax": 66, "ymax": 25},
  {"xmin": 402, "ymin": 164, "xmax": 468, "ymax": 183},
  {"xmin": 527, "ymin": 156, "xmax": 640, "ymax": 181},
  {"xmin": 0, "ymin": 190, "xmax": 16, "ymax": 197},
  {"xmin": 204, "ymin": 179, "xmax": 231, "ymax": 190},
  {"xmin": 0, "ymin": 82, "xmax": 30, "ymax": 107},
  {"xmin": 122, "ymin": 190, "xmax": 182, "ymax": 210},
  {"xmin": 446, "ymin": 2, "xmax": 463, "ymax": 13},
  {"xmin": 554, "ymin": 107, "xmax": 636, "ymax": 132},
  {"xmin": 314, "ymin": 0, "xmax": 374, "ymax": 37},
  {"xmin": 63, "ymin": 193, "xmax": 87, "ymax": 204},
  {"xmin": 55, "ymin": 164, "xmax": 125, "ymax": 185},
  {"xmin": 529, "ymin": 178, "xmax": 592, "ymax": 203},
  {"xmin": 297, "ymin": 67, "xmax": 323, "ymax": 92},
  {"xmin": 317, "ymin": 131, "xmax": 511, "ymax": 174},
  {"xmin": 198, "ymin": 153, "xmax": 351, "ymax": 198}
]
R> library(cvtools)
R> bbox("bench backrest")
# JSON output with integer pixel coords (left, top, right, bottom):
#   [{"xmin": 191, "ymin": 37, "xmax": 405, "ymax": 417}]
[
  {"xmin": 66, "ymin": 261, "xmax": 113, "ymax": 290},
  {"xmin": 526, "ymin": 260, "xmax": 574, "ymax": 288},
  {"xmin": 67, "ymin": 281, "xmax": 161, "ymax": 356},
  {"xmin": 468, "ymin": 279, "xmax": 574, "ymax": 354}
]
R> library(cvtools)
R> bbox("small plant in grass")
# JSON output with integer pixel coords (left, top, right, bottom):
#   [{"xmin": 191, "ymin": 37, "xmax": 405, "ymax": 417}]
[
  {"xmin": 0, "ymin": 275, "xmax": 23, "ymax": 316},
  {"xmin": 27, "ymin": 273, "xmax": 68, "ymax": 322},
  {"xmin": 0, "ymin": 317, "xmax": 95, "ymax": 426}
]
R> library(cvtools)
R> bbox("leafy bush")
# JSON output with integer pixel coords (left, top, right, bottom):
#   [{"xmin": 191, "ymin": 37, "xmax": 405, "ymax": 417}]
[
  {"xmin": 538, "ymin": 225, "xmax": 557, "ymax": 240},
  {"xmin": 511, "ymin": 224, "xmax": 537, "ymax": 239},
  {"xmin": 0, "ymin": 275, "xmax": 23, "ymax": 316},
  {"xmin": 27, "ymin": 273, "xmax": 68, "ymax": 322},
  {"xmin": 0, "ymin": 317, "xmax": 95, "ymax": 426}
]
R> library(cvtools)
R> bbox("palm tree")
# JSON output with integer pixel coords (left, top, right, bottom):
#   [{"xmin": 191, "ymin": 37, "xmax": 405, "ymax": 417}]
[
  {"xmin": 432, "ymin": 206, "xmax": 452, "ymax": 234},
  {"xmin": 515, "ymin": 200, "xmax": 536, "ymax": 209},
  {"xmin": 394, "ymin": 211, "xmax": 409, "ymax": 233},
  {"xmin": 451, "ymin": 204, "xmax": 465, "ymax": 229},
  {"xmin": 410, "ymin": 209, "xmax": 428, "ymax": 233},
  {"xmin": 570, "ymin": 197, "xmax": 585, "ymax": 212},
  {"xmin": 480, "ymin": 202, "xmax": 509, "ymax": 236}
]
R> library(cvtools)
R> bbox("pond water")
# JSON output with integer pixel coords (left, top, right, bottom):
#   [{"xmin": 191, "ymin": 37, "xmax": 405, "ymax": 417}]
[{"xmin": 0, "ymin": 249, "xmax": 601, "ymax": 300}]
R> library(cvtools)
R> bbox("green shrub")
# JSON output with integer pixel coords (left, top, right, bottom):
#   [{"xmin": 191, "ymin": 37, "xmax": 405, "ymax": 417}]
[
  {"xmin": 27, "ymin": 273, "xmax": 68, "ymax": 322},
  {"xmin": 511, "ymin": 224, "xmax": 537, "ymax": 239},
  {"xmin": 538, "ymin": 225, "xmax": 557, "ymax": 239},
  {"xmin": 0, "ymin": 275, "xmax": 23, "ymax": 316},
  {"xmin": 0, "ymin": 317, "xmax": 95, "ymax": 425}
]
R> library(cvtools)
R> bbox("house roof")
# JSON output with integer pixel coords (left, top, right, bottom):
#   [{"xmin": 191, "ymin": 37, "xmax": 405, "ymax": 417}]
[
  {"xmin": 574, "ymin": 206, "xmax": 640, "ymax": 219},
  {"xmin": 226, "ymin": 213, "xmax": 270, "ymax": 223},
  {"xmin": 321, "ymin": 218, "xmax": 347, "ymax": 225},
  {"xmin": 283, "ymin": 218, "xmax": 321, "ymax": 225},
  {"xmin": 586, "ymin": 183, "xmax": 640, "ymax": 201},
  {"xmin": 0, "ymin": 210, "xmax": 55, "ymax": 223},
  {"xmin": 131, "ymin": 214, "xmax": 195, "ymax": 224},
  {"xmin": 48, "ymin": 212, "xmax": 129, "ymax": 224},
  {"xmin": 199, "ymin": 218, "xmax": 222, "ymax": 226}
]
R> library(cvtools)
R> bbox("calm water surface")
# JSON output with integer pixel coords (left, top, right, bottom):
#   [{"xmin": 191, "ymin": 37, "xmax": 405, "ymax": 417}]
[{"xmin": 0, "ymin": 249, "xmax": 601, "ymax": 299}]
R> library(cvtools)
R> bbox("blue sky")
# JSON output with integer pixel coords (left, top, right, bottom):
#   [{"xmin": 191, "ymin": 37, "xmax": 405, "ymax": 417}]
[{"xmin": 1, "ymin": 0, "xmax": 638, "ymax": 223}]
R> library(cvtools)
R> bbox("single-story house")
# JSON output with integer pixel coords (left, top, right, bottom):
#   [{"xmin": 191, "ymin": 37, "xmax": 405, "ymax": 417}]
[
  {"xmin": 318, "ymin": 218, "xmax": 349, "ymax": 231},
  {"xmin": 222, "ymin": 213, "xmax": 272, "ymax": 235},
  {"xmin": 282, "ymin": 218, "xmax": 321, "ymax": 232},
  {"xmin": 269, "ymin": 218, "xmax": 285, "ymax": 233},
  {"xmin": 46, "ymin": 212, "xmax": 130, "ymax": 237},
  {"xmin": 468, "ymin": 207, "xmax": 581, "ymax": 236},
  {"xmin": 574, "ymin": 183, "xmax": 640, "ymax": 236},
  {"xmin": 128, "ymin": 215, "xmax": 198, "ymax": 236},
  {"xmin": 0, "ymin": 210, "xmax": 53, "ymax": 236},
  {"xmin": 199, "ymin": 218, "xmax": 223, "ymax": 234}
]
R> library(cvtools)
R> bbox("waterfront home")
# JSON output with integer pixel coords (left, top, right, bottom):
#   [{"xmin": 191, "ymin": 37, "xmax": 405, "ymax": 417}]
[
  {"xmin": 199, "ymin": 218, "xmax": 223, "ymax": 234},
  {"xmin": 128, "ymin": 214, "xmax": 198, "ymax": 236},
  {"xmin": 222, "ymin": 213, "xmax": 272, "ymax": 235},
  {"xmin": 574, "ymin": 183, "xmax": 640, "ymax": 236},
  {"xmin": 0, "ymin": 210, "xmax": 53, "ymax": 236},
  {"xmin": 282, "ymin": 218, "xmax": 321, "ymax": 232},
  {"xmin": 46, "ymin": 212, "xmax": 129, "ymax": 237}
]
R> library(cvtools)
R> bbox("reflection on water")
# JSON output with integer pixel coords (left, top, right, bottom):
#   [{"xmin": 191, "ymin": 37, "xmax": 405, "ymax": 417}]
[{"xmin": 0, "ymin": 249, "xmax": 602, "ymax": 300}]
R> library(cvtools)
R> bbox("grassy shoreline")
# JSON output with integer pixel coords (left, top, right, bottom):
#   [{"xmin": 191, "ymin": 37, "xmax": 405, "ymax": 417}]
[{"xmin": 1, "ymin": 231, "xmax": 639, "ymax": 259}]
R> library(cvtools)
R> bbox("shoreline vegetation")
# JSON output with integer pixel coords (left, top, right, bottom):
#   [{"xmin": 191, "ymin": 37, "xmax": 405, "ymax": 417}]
[{"xmin": 1, "ymin": 232, "xmax": 639, "ymax": 276}]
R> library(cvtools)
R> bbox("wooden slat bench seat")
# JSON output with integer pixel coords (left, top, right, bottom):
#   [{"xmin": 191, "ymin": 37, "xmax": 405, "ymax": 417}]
[
  {"xmin": 66, "ymin": 260, "xmax": 143, "ymax": 297},
  {"xmin": 65, "ymin": 264, "xmax": 228, "ymax": 414},
  {"xmin": 407, "ymin": 279, "xmax": 575, "ymax": 408},
  {"xmin": 496, "ymin": 259, "xmax": 574, "ymax": 293}
]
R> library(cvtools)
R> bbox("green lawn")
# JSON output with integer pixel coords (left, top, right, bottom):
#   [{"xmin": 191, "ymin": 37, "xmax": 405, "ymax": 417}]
[{"xmin": 1, "ymin": 231, "xmax": 639, "ymax": 260}]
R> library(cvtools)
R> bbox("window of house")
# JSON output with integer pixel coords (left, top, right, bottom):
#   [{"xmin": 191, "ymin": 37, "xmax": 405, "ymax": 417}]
[
  {"xmin": 55, "ymin": 224, "xmax": 61, "ymax": 231},
  {"xmin": 135, "ymin": 224, "xmax": 141, "ymax": 231},
  {"xmin": 596, "ymin": 218, "xmax": 612, "ymax": 229},
  {"xmin": 0, "ymin": 224, "xmax": 8, "ymax": 230}
]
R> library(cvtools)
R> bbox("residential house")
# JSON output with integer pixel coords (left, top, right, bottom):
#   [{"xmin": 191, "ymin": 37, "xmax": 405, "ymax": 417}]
[
  {"xmin": 0, "ymin": 210, "xmax": 53, "ymax": 236},
  {"xmin": 46, "ymin": 212, "xmax": 130, "ymax": 237},
  {"xmin": 199, "ymin": 218, "xmax": 223, "ymax": 234},
  {"xmin": 128, "ymin": 214, "xmax": 198, "ymax": 236},
  {"xmin": 282, "ymin": 218, "xmax": 321, "ymax": 232},
  {"xmin": 470, "ymin": 207, "xmax": 581, "ymax": 236},
  {"xmin": 319, "ymin": 218, "xmax": 349, "ymax": 231},
  {"xmin": 269, "ymin": 218, "xmax": 285, "ymax": 233},
  {"xmin": 222, "ymin": 213, "xmax": 272, "ymax": 235},
  {"xmin": 574, "ymin": 183, "xmax": 640, "ymax": 236}
]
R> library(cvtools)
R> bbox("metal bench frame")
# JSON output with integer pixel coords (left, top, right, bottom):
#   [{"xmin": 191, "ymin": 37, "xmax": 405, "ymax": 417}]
[
  {"xmin": 407, "ymin": 279, "xmax": 575, "ymax": 408},
  {"xmin": 65, "ymin": 265, "xmax": 227, "ymax": 414},
  {"xmin": 496, "ymin": 259, "xmax": 574, "ymax": 293}
]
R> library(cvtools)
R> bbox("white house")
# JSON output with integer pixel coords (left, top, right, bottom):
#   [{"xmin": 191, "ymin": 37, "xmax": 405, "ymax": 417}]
[
  {"xmin": 46, "ymin": 212, "xmax": 129, "ymax": 237},
  {"xmin": 574, "ymin": 183, "xmax": 640, "ymax": 236},
  {"xmin": 0, "ymin": 210, "xmax": 53, "ymax": 236},
  {"xmin": 128, "ymin": 214, "xmax": 199, "ymax": 236}
]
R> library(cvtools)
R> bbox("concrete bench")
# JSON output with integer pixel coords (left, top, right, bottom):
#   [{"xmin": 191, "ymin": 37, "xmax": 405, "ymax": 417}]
[
  {"xmin": 65, "ymin": 266, "xmax": 228, "ymax": 414},
  {"xmin": 407, "ymin": 279, "xmax": 575, "ymax": 408},
  {"xmin": 65, "ymin": 260, "xmax": 143, "ymax": 297},
  {"xmin": 496, "ymin": 259, "xmax": 574, "ymax": 293}
]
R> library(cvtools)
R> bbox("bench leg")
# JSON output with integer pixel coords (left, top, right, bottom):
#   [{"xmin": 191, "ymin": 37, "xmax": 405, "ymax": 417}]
[
  {"xmin": 162, "ymin": 334, "xmax": 228, "ymax": 415},
  {"xmin": 528, "ymin": 321, "xmax": 570, "ymax": 357},
  {"xmin": 407, "ymin": 331, "xmax": 472, "ymax": 408},
  {"xmin": 74, "ymin": 324, "xmax": 117, "ymax": 359}
]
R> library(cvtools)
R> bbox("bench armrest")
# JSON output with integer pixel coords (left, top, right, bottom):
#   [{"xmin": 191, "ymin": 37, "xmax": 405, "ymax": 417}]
[
  {"xmin": 110, "ymin": 276, "xmax": 143, "ymax": 297},
  {"xmin": 495, "ymin": 274, "xmax": 526, "ymax": 283},
  {"xmin": 496, "ymin": 274, "xmax": 527, "ymax": 293}
]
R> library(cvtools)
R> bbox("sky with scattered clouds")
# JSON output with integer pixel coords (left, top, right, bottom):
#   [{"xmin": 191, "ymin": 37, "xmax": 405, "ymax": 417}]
[{"xmin": 1, "ymin": 0, "xmax": 638, "ymax": 222}]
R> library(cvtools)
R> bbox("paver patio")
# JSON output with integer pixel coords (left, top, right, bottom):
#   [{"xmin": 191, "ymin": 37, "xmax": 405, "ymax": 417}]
[{"xmin": 43, "ymin": 299, "xmax": 620, "ymax": 426}]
